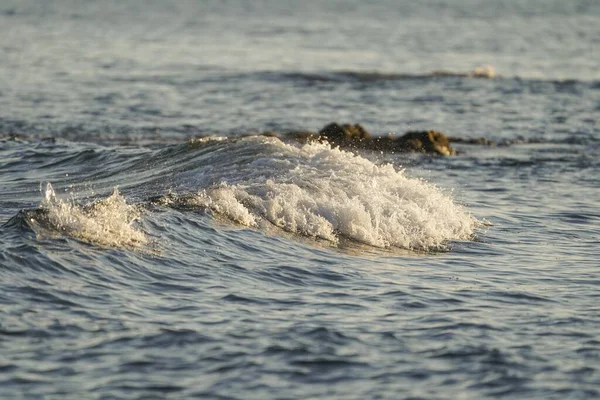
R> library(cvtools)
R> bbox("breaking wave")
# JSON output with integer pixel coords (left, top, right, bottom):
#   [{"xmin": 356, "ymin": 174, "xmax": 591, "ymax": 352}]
[
  {"xmin": 26, "ymin": 183, "xmax": 147, "ymax": 249},
  {"xmin": 157, "ymin": 137, "xmax": 478, "ymax": 250},
  {"xmin": 12, "ymin": 137, "xmax": 478, "ymax": 251}
]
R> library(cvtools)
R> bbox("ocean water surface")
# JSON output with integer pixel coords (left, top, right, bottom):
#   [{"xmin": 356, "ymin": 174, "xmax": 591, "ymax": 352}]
[{"xmin": 1, "ymin": 1, "xmax": 600, "ymax": 398}]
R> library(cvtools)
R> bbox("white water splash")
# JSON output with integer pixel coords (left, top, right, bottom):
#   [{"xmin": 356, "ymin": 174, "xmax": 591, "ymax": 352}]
[
  {"xmin": 469, "ymin": 64, "xmax": 496, "ymax": 78},
  {"xmin": 36, "ymin": 183, "xmax": 147, "ymax": 248},
  {"xmin": 170, "ymin": 137, "xmax": 478, "ymax": 250}
]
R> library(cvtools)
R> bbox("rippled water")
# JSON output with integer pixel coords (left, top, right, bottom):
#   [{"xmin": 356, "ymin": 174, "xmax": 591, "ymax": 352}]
[{"xmin": 1, "ymin": 1, "xmax": 600, "ymax": 399}]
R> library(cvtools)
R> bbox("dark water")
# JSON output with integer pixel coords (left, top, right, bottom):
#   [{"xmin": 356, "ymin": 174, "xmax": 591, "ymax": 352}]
[{"xmin": 1, "ymin": 1, "xmax": 600, "ymax": 398}]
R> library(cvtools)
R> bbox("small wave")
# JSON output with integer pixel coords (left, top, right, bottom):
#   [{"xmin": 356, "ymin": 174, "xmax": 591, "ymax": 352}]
[
  {"xmin": 26, "ymin": 183, "xmax": 147, "ymax": 249},
  {"xmin": 259, "ymin": 65, "xmax": 498, "ymax": 84},
  {"xmin": 155, "ymin": 137, "xmax": 478, "ymax": 251},
  {"xmin": 259, "ymin": 66, "xmax": 598, "ymax": 86}
]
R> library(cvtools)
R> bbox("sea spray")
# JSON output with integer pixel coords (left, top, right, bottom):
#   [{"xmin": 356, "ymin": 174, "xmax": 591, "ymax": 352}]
[{"xmin": 33, "ymin": 183, "xmax": 147, "ymax": 248}]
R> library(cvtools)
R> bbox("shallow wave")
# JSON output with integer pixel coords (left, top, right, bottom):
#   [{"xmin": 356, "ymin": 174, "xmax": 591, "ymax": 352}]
[
  {"xmin": 13, "ymin": 130, "xmax": 595, "ymax": 253},
  {"xmin": 257, "ymin": 65, "xmax": 498, "ymax": 84},
  {"xmin": 249, "ymin": 68, "xmax": 600, "ymax": 90}
]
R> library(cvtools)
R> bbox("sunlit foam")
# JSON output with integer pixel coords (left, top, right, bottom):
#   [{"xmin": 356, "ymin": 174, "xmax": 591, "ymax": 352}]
[
  {"xmin": 33, "ymin": 183, "xmax": 147, "ymax": 248},
  {"xmin": 167, "ymin": 137, "xmax": 478, "ymax": 250},
  {"xmin": 469, "ymin": 65, "xmax": 496, "ymax": 78}
]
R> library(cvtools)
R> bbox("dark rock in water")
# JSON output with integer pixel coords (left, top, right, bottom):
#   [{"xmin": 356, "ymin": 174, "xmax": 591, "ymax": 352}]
[
  {"xmin": 319, "ymin": 123, "xmax": 371, "ymax": 146},
  {"xmin": 287, "ymin": 130, "xmax": 318, "ymax": 143},
  {"xmin": 396, "ymin": 130, "xmax": 455, "ymax": 156},
  {"xmin": 285, "ymin": 123, "xmax": 456, "ymax": 156}
]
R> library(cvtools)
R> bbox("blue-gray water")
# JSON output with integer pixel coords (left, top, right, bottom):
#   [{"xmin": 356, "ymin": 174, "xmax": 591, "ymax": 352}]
[{"xmin": 1, "ymin": 1, "xmax": 600, "ymax": 399}]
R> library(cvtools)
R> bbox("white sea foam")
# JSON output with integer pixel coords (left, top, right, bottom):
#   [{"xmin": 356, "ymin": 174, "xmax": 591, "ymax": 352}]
[
  {"xmin": 177, "ymin": 137, "xmax": 478, "ymax": 250},
  {"xmin": 469, "ymin": 65, "xmax": 496, "ymax": 78},
  {"xmin": 35, "ymin": 183, "xmax": 147, "ymax": 248}
]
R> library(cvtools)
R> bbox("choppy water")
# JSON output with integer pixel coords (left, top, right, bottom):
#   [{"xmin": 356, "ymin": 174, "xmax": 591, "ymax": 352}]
[{"xmin": 1, "ymin": 1, "xmax": 600, "ymax": 399}]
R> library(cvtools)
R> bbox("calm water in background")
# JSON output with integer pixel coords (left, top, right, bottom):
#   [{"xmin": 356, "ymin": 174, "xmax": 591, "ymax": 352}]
[{"xmin": 1, "ymin": 1, "xmax": 600, "ymax": 398}]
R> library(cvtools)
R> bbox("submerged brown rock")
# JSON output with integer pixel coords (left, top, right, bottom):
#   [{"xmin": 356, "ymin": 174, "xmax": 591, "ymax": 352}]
[
  {"xmin": 395, "ymin": 130, "xmax": 455, "ymax": 156},
  {"xmin": 319, "ymin": 123, "xmax": 371, "ymax": 145},
  {"xmin": 289, "ymin": 123, "xmax": 456, "ymax": 156}
]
